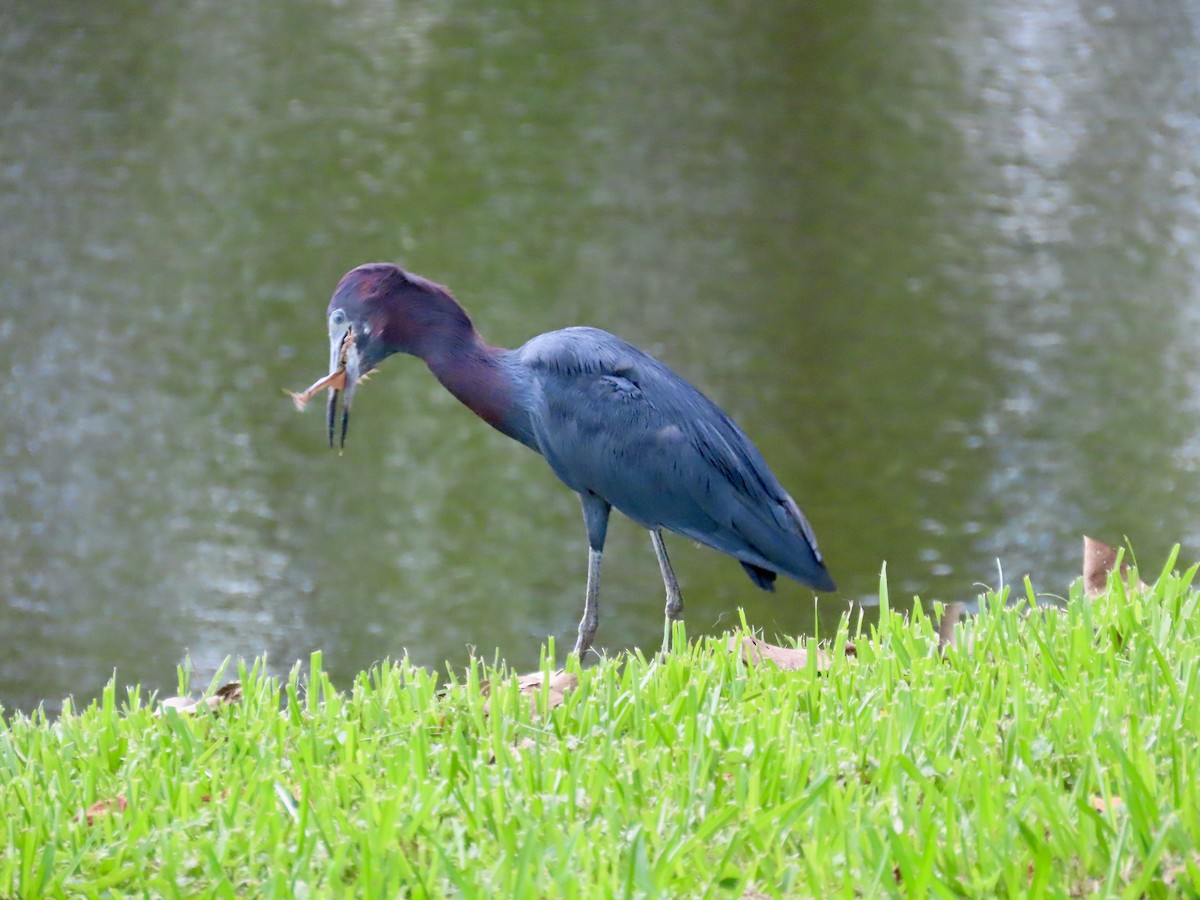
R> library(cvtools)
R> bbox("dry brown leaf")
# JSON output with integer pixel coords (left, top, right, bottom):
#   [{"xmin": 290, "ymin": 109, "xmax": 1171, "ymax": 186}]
[
  {"xmin": 1082, "ymin": 536, "xmax": 1148, "ymax": 599},
  {"xmin": 481, "ymin": 669, "xmax": 577, "ymax": 715},
  {"xmin": 158, "ymin": 696, "xmax": 197, "ymax": 714},
  {"xmin": 938, "ymin": 602, "xmax": 968, "ymax": 654},
  {"xmin": 213, "ymin": 681, "xmax": 243, "ymax": 703},
  {"xmin": 1088, "ymin": 794, "xmax": 1125, "ymax": 814},
  {"xmin": 488, "ymin": 736, "xmax": 539, "ymax": 765},
  {"xmin": 156, "ymin": 681, "xmax": 243, "ymax": 716},
  {"xmin": 77, "ymin": 795, "xmax": 128, "ymax": 825},
  {"xmin": 1160, "ymin": 852, "xmax": 1200, "ymax": 888},
  {"xmin": 731, "ymin": 635, "xmax": 855, "ymax": 672},
  {"xmin": 1083, "ymin": 536, "xmax": 1124, "ymax": 599}
]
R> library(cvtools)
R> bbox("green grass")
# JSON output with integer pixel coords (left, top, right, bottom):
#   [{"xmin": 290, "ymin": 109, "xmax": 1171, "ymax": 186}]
[{"xmin": 4, "ymin": 554, "xmax": 1200, "ymax": 897}]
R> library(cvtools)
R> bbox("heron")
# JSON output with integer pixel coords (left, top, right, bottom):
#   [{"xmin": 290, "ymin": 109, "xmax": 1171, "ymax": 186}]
[{"xmin": 291, "ymin": 263, "xmax": 835, "ymax": 656}]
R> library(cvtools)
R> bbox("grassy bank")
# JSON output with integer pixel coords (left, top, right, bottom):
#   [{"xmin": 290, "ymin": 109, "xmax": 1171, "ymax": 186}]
[{"xmin": 3, "ymin": 557, "xmax": 1200, "ymax": 897}]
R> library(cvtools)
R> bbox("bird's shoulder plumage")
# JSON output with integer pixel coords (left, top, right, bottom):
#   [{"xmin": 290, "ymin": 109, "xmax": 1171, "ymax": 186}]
[
  {"xmin": 513, "ymin": 327, "xmax": 832, "ymax": 591},
  {"xmin": 518, "ymin": 327, "xmax": 646, "ymax": 379}
]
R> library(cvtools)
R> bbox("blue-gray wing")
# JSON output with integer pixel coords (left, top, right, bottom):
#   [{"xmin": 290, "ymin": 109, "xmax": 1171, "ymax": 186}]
[{"xmin": 519, "ymin": 328, "xmax": 834, "ymax": 591}]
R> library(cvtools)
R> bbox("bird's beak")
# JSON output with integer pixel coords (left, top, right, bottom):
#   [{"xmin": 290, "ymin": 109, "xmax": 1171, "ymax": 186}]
[
  {"xmin": 326, "ymin": 322, "xmax": 362, "ymax": 451},
  {"xmin": 284, "ymin": 321, "xmax": 374, "ymax": 451}
]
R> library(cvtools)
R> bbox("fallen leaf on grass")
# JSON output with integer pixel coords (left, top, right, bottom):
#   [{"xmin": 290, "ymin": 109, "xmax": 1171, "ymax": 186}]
[
  {"xmin": 1083, "ymin": 536, "xmax": 1148, "ymax": 599},
  {"xmin": 730, "ymin": 635, "xmax": 855, "ymax": 672},
  {"xmin": 937, "ymin": 602, "xmax": 968, "ymax": 654},
  {"xmin": 212, "ymin": 680, "xmax": 243, "ymax": 702},
  {"xmin": 488, "ymin": 736, "xmax": 539, "ymax": 765},
  {"xmin": 77, "ymin": 795, "xmax": 128, "ymax": 825},
  {"xmin": 1161, "ymin": 851, "xmax": 1200, "ymax": 888},
  {"xmin": 1088, "ymin": 794, "xmax": 1125, "ymax": 814},
  {"xmin": 156, "ymin": 681, "xmax": 243, "ymax": 716},
  {"xmin": 481, "ymin": 670, "xmax": 577, "ymax": 715}
]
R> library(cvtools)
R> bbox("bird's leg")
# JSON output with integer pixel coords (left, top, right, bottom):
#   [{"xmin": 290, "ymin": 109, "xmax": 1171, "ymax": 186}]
[
  {"xmin": 575, "ymin": 492, "xmax": 611, "ymax": 658},
  {"xmin": 575, "ymin": 547, "xmax": 602, "ymax": 657},
  {"xmin": 650, "ymin": 529, "xmax": 684, "ymax": 652}
]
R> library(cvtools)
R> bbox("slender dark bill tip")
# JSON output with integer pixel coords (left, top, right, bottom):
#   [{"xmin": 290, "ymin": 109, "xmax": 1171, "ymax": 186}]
[
  {"xmin": 340, "ymin": 405, "xmax": 350, "ymax": 451},
  {"xmin": 326, "ymin": 389, "xmax": 339, "ymax": 449}
]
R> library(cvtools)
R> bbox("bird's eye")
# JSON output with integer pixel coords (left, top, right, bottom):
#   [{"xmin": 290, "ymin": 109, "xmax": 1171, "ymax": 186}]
[{"xmin": 330, "ymin": 309, "xmax": 347, "ymax": 327}]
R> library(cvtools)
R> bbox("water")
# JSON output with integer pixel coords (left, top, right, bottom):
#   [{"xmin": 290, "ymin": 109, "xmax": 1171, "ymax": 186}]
[{"xmin": 4, "ymin": 0, "xmax": 1200, "ymax": 712}]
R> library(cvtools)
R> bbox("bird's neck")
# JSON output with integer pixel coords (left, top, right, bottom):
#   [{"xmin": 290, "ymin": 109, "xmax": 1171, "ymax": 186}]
[{"xmin": 422, "ymin": 333, "xmax": 535, "ymax": 448}]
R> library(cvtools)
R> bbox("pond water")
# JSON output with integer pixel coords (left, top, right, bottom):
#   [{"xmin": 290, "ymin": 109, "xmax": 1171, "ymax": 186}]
[{"xmin": 4, "ymin": 0, "xmax": 1200, "ymax": 712}]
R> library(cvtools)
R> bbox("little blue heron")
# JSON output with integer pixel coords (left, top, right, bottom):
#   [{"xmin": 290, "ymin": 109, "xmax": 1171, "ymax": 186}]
[{"xmin": 301, "ymin": 263, "xmax": 836, "ymax": 656}]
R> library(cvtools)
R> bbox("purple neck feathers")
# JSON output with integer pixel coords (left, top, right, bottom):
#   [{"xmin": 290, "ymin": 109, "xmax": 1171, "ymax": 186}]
[
  {"xmin": 424, "ymin": 336, "xmax": 516, "ymax": 435},
  {"xmin": 364, "ymin": 272, "xmax": 532, "ymax": 446}
]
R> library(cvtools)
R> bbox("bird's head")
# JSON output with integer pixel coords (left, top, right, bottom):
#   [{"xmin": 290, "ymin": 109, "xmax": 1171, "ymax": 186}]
[{"xmin": 313, "ymin": 262, "xmax": 470, "ymax": 449}]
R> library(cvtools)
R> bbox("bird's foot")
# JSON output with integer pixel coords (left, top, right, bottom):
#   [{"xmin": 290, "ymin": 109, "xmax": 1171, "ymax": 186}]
[
  {"xmin": 572, "ymin": 631, "xmax": 596, "ymax": 659},
  {"xmin": 664, "ymin": 594, "xmax": 683, "ymax": 623}
]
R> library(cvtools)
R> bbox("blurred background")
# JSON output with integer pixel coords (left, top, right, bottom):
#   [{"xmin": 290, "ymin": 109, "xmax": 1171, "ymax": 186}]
[{"xmin": 3, "ymin": 0, "xmax": 1200, "ymax": 713}]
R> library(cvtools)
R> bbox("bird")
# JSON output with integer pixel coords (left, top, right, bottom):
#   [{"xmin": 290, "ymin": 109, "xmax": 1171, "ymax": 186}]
[{"xmin": 299, "ymin": 263, "xmax": 836, "ymax": 657}]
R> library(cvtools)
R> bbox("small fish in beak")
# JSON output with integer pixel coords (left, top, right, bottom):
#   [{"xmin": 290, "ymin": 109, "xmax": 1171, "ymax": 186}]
[{"xmin": 285, "ymin": 326, "xmax": 361, "ymax": 451}]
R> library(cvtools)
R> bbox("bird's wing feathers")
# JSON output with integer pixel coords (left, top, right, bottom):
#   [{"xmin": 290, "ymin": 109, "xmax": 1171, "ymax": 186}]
[{"xmin": 520, "ymin": 329, "xmax": 829, "ymax": 586}]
